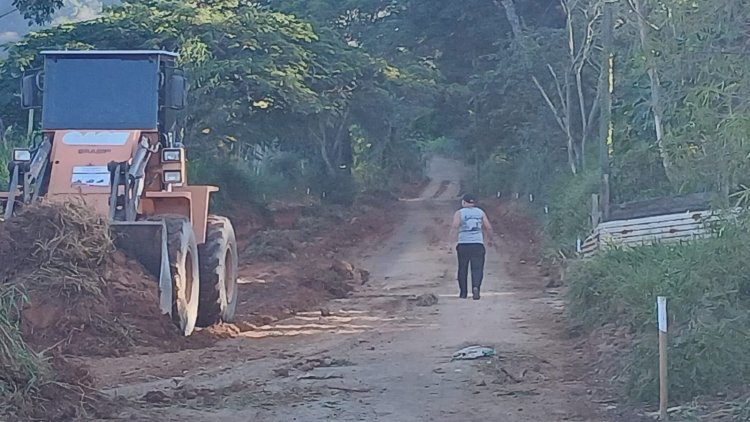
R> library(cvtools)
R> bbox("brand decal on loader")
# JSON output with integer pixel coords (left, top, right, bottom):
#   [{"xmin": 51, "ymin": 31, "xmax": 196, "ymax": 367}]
[
  {"xmin": 78, "ymin": 148, "xmax": 112, "ymax": 154},
  {"xmin": 63, "ymin": 131, "xmax": 130, "ymax": 146}
]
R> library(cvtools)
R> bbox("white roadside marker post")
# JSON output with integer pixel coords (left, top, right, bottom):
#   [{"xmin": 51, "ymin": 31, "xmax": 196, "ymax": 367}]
[{"xmin": 658, "ymin": 296, "xmax": 668, "ymax": 420}]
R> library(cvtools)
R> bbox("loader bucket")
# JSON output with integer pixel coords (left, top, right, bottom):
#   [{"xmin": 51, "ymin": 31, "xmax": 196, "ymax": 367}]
[{"xmin": 111, "ymin": 221, "xmax": 173, "ymax": 317}]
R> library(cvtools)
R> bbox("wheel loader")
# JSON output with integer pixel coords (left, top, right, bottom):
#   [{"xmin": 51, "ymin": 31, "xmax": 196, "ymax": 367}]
[{"xmin": 0, "ymin": 50, "xmax": 238, "ymax": 336}]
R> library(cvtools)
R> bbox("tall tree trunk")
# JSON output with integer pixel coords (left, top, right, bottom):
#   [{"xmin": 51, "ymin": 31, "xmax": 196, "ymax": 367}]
[
  {"xmin": 532, "ymin": 73, "xmax": 578, "ymax": 175},
  {"xmin": 564, "ymin": 71, "xmax": 579, "ymax": 174},
  {"xmin": 599, "ymin": 3, "xmax": 614, "ymax": 220},
  {"xmin": 0, "ymin": 118, "xmax": 5, "ymax": 149},
  {"xmin": 576, "ymin": 69, "xmax": 587, "ymax": 169},
  {"xmin": 332, "ymin": 107, "xmax": 351, "ymax": 168},
  {"xmin": 494, "ymin": 0, "xmax": 522, "ymax": 37},
  {"xmin": 314, "ymin": 119, "xmax": 336, "ymax": 176},
  {"xmin": 631, "ymin": 0, "xmax": 674, "ymax": 183}
]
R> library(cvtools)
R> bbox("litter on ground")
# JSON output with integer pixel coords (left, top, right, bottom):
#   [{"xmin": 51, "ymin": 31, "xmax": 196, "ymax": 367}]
[{"xmin": 452, "ymin": 346, "xmax": 497, "ymax": 361}]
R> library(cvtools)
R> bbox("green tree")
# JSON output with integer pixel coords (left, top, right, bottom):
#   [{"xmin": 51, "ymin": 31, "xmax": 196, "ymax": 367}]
[
  {"xmin": 0, "ymin": 0, "xmax": 436, "ymax": 197},
  {"xmin": 11, "ymin": 0, "xmax": 64, "ymax": 25}
]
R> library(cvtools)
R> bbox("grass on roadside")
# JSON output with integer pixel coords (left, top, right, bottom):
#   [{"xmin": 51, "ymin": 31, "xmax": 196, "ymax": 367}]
[
  {"xmin": 0, "ymin": 285, "xmax": 52, "ymax": 414},
  {"xmin": 566, "ymin": 213, "xmax": 750, "ymax": 403}
]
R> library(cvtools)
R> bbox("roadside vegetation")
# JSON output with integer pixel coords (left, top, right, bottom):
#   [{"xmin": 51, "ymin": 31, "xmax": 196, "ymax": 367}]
[
  {"xmin": 2, "ymin": 0, "xmax": 750, "ymax": 417},
  {"xmin": 567, "ymin": 216, "xmax": 750, "ymax": 401}
]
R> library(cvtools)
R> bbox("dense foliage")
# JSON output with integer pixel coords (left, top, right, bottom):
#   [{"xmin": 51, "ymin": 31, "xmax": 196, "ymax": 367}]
[
  {"xmin": 3, "ymin": 0, "xmax": 750, "ymax": 409},
  {"xmin": 0, "ymin": 0, "xmax": 437, "ymax": 203}
]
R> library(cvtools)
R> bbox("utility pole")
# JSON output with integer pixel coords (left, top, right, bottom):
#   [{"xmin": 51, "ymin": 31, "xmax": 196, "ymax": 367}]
[{"xmin": 598, "ymin": 1, "xmax": 614, "ymax": 221}]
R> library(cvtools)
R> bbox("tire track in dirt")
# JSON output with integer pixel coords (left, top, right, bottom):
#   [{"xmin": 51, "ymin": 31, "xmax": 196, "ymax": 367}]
[{"xmin": 431, "ymin": 180, "xmax": 451, "ymax": 198}]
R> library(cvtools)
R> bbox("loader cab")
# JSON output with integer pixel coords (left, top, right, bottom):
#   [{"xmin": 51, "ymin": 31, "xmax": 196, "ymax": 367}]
[
  {"xmin": 22, "ymin": 50, "xmax": 187, "ymax": 144},
  {"xmin": 11, "ymin": 50, "xmax": 198, "ymax": 222}
]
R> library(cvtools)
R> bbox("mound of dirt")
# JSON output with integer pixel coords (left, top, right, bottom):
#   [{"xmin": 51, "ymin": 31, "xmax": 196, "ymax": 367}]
[
  {"xmin": 0, "ymin": 202, "xmax": 184, "ymax": 419},
  {"xmin": 234, "ymin": 259, "xmax": 371, "ymax": 328},
  {"xmin": 1, "ymin": 202, "xmax": 180, "ymax": 357},
  {"xmin": 242, "ymin": 230, "xmax": 302, "ymax": 262}
]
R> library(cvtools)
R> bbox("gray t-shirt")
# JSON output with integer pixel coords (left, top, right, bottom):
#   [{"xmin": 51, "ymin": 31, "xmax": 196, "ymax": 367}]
[{"xmin": 458, "ymin": 207, "xmax": 485, "ymax": 244}]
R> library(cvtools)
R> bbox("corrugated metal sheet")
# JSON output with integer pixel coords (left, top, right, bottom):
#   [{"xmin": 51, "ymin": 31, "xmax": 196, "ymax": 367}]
[{"xmin": 580, "ymin": 209, "xmax": 739, "ymax": 257}]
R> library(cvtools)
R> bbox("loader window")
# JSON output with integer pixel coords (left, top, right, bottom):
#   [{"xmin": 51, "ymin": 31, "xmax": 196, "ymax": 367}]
[{"xmin": 42, "ymin": 57, "xmax": 160, "ymax": 130}]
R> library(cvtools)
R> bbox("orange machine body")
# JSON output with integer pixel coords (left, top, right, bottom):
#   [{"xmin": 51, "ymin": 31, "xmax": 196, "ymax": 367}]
[{"xmin": 43, "ymin": 129, "xmax": 215, "ymax": 244}]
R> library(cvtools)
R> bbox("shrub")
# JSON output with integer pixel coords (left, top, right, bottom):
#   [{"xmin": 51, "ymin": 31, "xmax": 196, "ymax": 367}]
[
  {"xmin": 566, "ymin": 213, "xmax": 750, "ymax": 402},
  {"xmin": 318, "ymin": 173, "xmax": 357, "ymax": 206},
  {"xmin": 188, "ymin": 158, "xmax": 288, "ymax": 208},
  {"xmin": 543, "ymin": 171, "xmax": 598, "ymax": 254},
  {"xmin": 419, "ymin": 136, "xmax": 462, "ymax": 158},
  {"xmin": 0, "ymin": 126, "xmax": 27, "ymax": 187}
]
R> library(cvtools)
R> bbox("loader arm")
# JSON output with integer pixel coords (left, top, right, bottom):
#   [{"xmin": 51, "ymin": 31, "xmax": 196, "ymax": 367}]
[{"xmin": 1, "ymin": 138, "xmax": 52, "ymax": 219}]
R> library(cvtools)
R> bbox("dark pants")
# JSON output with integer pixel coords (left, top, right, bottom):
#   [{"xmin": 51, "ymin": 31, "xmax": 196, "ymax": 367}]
[{"xmin": 456, "ymin": 243, "xmax": 486, "ymax": 297}]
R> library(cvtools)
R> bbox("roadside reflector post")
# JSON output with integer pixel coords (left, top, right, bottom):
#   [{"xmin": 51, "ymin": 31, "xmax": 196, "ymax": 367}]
[{"xmin": 657, "ymin": 296, "xmax": 668, "ymax": 420}]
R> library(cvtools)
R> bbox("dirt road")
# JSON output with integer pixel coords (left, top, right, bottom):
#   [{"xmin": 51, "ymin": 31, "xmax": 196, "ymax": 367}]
[{"xmin": 88, "ymin": 158, "xmax": 609, "ymax": 421}]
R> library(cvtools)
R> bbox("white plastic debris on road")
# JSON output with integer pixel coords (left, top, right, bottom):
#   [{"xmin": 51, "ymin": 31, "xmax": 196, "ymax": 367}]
[{"xmin": 451, "ymin": 346, "xmax": 497, "ymax": 361}]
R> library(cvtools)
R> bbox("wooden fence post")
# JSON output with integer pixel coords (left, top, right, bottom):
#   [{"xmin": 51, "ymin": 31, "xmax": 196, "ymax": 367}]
[{"xmin": 658, "ymin": 296, "xmax": 668, "ymax": 420}]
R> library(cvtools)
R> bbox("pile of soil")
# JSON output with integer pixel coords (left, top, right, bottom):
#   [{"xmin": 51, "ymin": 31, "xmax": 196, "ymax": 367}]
[
  {"xmin": 242, "ymin": 230, "xmax": 303, "ymax": 262},
  {"xmin": 0, "ymin": 202, "xmax": 181, "ymax": 357},
  {"xmin": 235, "ymin": 258, "xmax": 370, "ymax": 328},
  {"xmin": 0, "ymin": 202, "xmax": 184, "ymax": 420},
  {"xmin": 231, "ymin": 203, "xmax": 386, "ymax": 329}
]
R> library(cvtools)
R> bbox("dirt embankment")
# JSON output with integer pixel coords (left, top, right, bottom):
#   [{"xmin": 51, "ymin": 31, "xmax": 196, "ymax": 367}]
[
  {"xmin": 0, "ymin": 202, "xmax": 188, "ymax": 420},
  {"xmin": 484, "ymin": 200, "xmax": 567, "ymax": 288},
  {"xmin": 223, "ymin": 194, "xmax": 401, "ymax": 333}
]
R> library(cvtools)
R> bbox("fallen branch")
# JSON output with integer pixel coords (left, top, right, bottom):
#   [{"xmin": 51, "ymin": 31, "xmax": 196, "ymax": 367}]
[
  {"xmin": 496, "ymin": 388, "xmax": 539, "ymax": 396},
  {"xmin": 325, "ymin": 385, "xmax": 372, "ymax": 393},
  {"xmin": 297, "ymin": 373, "xmax": 343, "ymax": 381}
]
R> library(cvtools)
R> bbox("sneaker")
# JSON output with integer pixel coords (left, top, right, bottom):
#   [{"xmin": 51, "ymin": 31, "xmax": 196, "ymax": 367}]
[
  {"xmin": 472, "ymin": 287, "xmax": 480, "ymax": 300},
  {"xmin": 459, "ymin": 292, "xmax": 467, "ymax": 299}
]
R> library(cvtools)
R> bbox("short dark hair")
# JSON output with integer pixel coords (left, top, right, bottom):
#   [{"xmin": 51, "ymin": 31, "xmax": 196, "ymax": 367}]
[{"xmin": 462, "ymin": 193, "xmax": 477, "ymax": 204}]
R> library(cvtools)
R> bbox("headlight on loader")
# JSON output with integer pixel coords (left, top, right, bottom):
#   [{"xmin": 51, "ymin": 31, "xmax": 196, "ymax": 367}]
[
  {"xmin": 161, "ymin": 148, "xmax": 182, "ymax": 162},
  {"xmin": 13, "ymin": 149, "xmax": 31, "ymax": 162},
  {"xmin": 163, "ymin": 170, "xmax": 183, "ymax": 184}
]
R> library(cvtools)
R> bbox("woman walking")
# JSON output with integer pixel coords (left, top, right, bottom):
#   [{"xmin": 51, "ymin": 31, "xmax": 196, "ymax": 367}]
[{"xmin": 447, "ymin": 194, "xmax": 494, "ymax": 300}]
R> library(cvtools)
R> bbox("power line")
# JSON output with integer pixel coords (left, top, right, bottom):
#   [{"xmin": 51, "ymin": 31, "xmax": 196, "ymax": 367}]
[{"xmin": 0, "ymin": 7, "xmax": 18, "ymax": 20}]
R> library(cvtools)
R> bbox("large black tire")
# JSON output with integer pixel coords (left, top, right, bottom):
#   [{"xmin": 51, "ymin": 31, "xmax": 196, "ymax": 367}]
[
  {"xmin": 196, "ymin": 215, "xmax": 239, "ymax": 327},
  {"xmin": 163, "ymin": 216, "xmax": 201, "ymax": 336}
]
